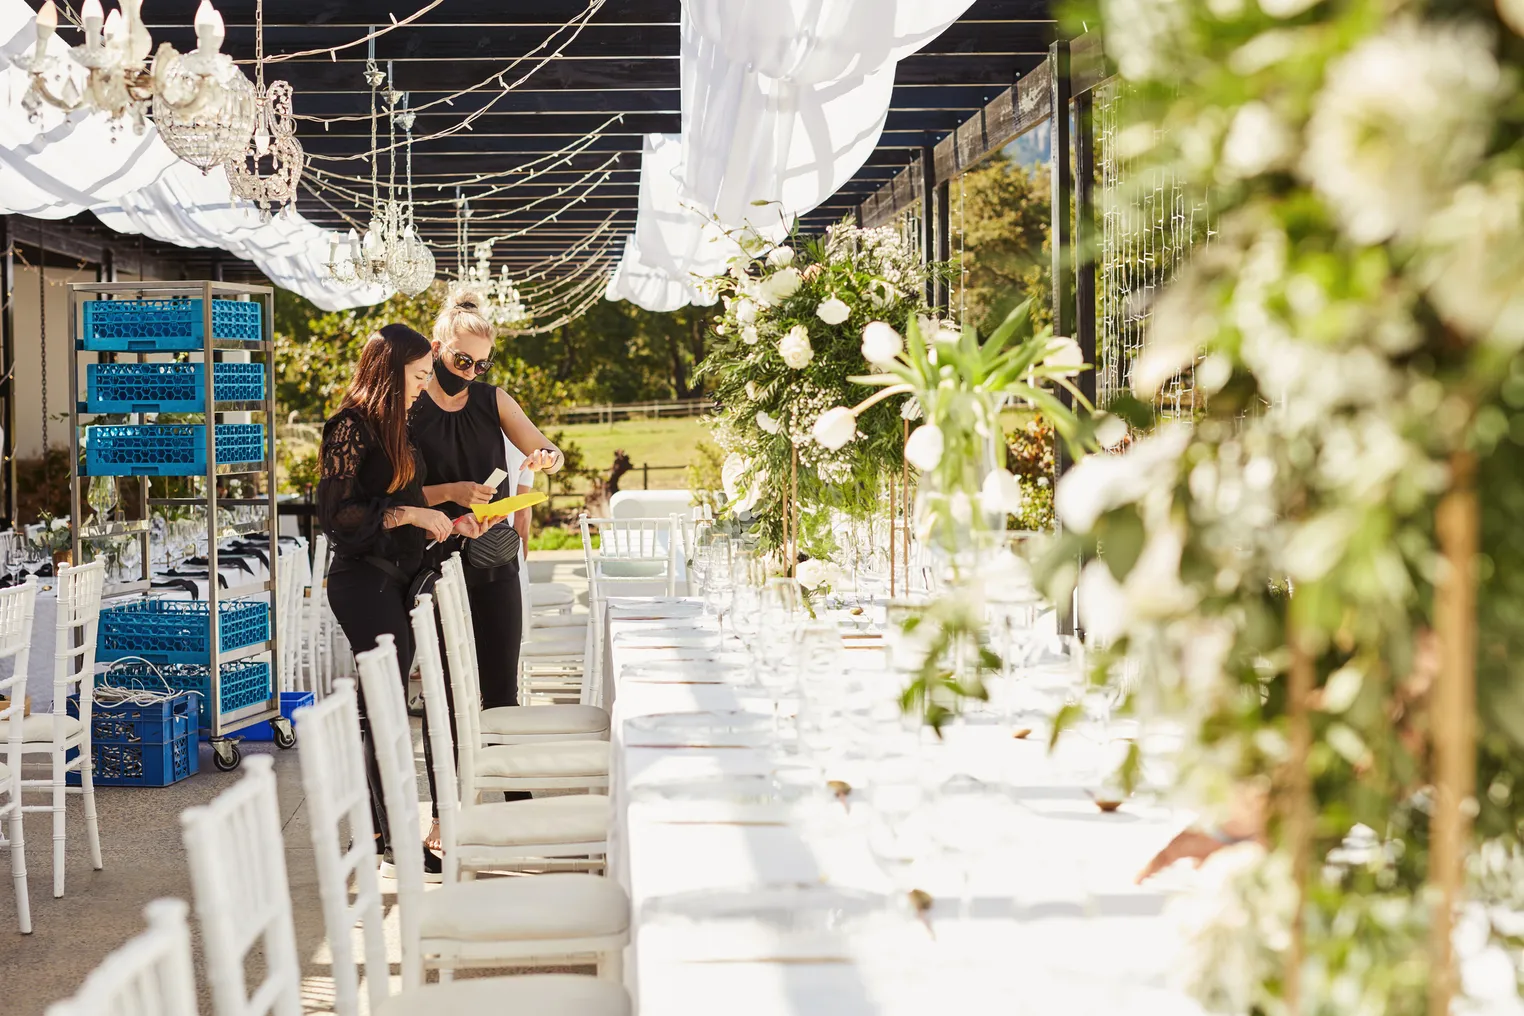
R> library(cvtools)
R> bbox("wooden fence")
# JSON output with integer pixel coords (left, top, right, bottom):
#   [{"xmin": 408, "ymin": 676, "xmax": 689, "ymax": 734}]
[{"xmin": 548, "ymin": 399, "xmax": 713, "ymax": 425}]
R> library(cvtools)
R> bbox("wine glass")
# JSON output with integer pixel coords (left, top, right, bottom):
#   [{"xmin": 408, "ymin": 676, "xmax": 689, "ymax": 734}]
[
  {"xmin": 704, "ymin": 562, "xmax": 734, "ymax": 636},
  {"xmin": 87, "ymin": 476, "xmax": 119, "ymax": 526}
]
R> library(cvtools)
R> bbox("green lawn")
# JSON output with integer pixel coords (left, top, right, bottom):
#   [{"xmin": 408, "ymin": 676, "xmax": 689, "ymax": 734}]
[{"xmin": 552, "ymin": 416, "xmax": 711, "ymax": 490}]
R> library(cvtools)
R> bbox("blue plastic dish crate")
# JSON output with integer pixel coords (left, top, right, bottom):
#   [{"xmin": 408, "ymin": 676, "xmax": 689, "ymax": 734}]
[
  {"xmin": 85, "ymin": 423, "xmax": 265, "ymax": 476},
  {"xmin": 240, "ymin": 690, "xmax": 313, "ymax": 742},
  {"xmin": 98, "ymin": 599, "xmax": 270, "ymax": 666},
  {"xmin": 65, "ymin": 691, "xmax": 199, "ymax": 787},
  {"xmin": 84, "ymin": 363, "xmax": 265, "ymax": 414},
  {"xmin": 100, "ymin": 660, "xmax": 272, "ymax": 733},
  {"xmin": 81, "ymin": 298, "xmax": 262, "ymax": 351}
]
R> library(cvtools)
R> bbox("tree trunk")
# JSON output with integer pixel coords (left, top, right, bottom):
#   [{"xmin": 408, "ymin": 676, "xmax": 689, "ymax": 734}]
[{"xmin": 668, "ymin": 327, "xmax": 692, "ymax": 400}]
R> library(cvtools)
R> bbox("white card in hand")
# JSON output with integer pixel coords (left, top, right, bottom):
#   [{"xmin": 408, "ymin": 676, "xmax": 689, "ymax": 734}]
[{"xmin": 483, "ymin": 468, "xmax": 508, "ymax": 490}]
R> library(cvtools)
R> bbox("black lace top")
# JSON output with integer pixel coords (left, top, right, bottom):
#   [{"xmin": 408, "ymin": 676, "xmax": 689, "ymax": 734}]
[{"xmin": 317, "ymin": 407, "xmax": 428, "ymax": 578}]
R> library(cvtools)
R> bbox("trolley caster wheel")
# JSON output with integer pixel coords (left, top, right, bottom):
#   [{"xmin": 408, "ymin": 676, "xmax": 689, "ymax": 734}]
[
  {"xmin": 272, "ymin": 717, "xmax": 297, "ymax": 750},
  {"xmin": 211, "ymin": 740, "xmax": 242, "ymax": 772}
]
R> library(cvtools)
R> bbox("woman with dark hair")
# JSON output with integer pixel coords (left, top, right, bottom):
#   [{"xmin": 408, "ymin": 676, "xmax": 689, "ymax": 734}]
[{"xmin": 317, "ymin": 323, "xmax": 488, "ymax": 870}]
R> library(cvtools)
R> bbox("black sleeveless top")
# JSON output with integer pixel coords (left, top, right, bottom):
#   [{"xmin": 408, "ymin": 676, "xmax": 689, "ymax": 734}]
[{"xmin": 409, "ymin": 382, "xmax": 516, "ymax": 580}]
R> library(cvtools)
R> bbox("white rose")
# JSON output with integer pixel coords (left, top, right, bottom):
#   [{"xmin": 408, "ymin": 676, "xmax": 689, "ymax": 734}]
[
  {"xmin": 1043, "ymin": 336, "xmax": 1085, "ymax": 376},
  {"xmin": 860, "ymin": 321, "xmax": 904, "ymax": 365},
  {"xmin": 980, "ymin": 468, "xmax": 1024, "ymax": 514},
  {"xmin": 811, "ymin": 407, "xmax": 857, "ymax": 450},
  {"xmin": 795, "ymin": 558, "xmax": 830, "ymax": 590},
  {"xmin": 50, "ymin": 517, "xmax": 68, "ymax": 532},
  {"xmin": 815, "ymin": 296, "xmax": 851, "ymax": 326},
  {"xmin": 904, "ymin": 424, "xmax": 944, "ymax": 471},
  {"xmin": 758, "ymin": 267, "xmax": 802, "ymax": 305},
  {"xmin": 734, "ymin": 299, "xmax": 759, "ymax": 325},
  {"xmin": 756, "ymin": 410, "xmax": 780, "ymax": 435},
  {"xmin": 741, "ymin": 325, "xmax": 759, "ymax": 345},
  {"xmin": 778, "ymin": 324, "xmax": 814, "ymax": 369},
  {"xmin": 766, "ymin": 245, "xmax": 794, "ymax": 268}
]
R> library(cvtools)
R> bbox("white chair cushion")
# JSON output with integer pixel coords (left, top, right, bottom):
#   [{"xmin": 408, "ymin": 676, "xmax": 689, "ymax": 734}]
[
  {"xmin": 20, "ymin": 713, "xmax": 81, "ymax": 745},
  {"xmin": 457, "ymin": 795, "xmax": 611, "ymax": 847},
  {"xmin": 521, "ymin": 635, "xmax": 585, "ymax": 657},
  {"xmin": 529, "ymin": 583, "xmax": 576, "ymax": 607},
  {"xmin": 480, "ymin": 704, "xmax": 609, "ymax": 737},
  {"xmin": 477, "ymin": 741, "xmax": 610, "ymax": 779},
  {"xmin": 598, "ymin": 560, "xmax": 667, "ymax": 579},
  {"xmin": 375, "ymin": 975, "xmax": 629, "ymax": 1016},
  {"xmin": 532, "ymin": 612, "xmax": 589, "ymax": 630},
  {"xmin": 418, "ymin": 872, "xmax": 629, "ymax": 942}
]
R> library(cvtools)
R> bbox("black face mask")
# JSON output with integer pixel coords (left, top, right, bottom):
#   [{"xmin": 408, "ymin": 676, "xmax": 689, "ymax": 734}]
[{"xmin": 434, "ymin": 357, "xmax": 469, "ymax": 396}]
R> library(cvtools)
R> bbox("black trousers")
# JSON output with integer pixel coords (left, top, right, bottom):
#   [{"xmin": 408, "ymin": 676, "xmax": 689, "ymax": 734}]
[
  {"xmin": 464, "ymin": 566, "xmax": 524, "ymax": 709},
  {"xmin": 326, "ymin": 561, "xmax": 438, "ymax": 852}
]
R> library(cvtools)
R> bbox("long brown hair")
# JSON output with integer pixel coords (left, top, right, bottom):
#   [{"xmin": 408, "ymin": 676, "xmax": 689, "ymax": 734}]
[{"xmin": 337, "ymin": 323, "xmax": 431, "ymax": 492}]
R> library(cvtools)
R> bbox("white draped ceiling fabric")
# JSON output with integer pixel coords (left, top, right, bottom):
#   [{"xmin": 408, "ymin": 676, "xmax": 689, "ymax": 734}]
[
  {"xmin": 606, "ymin": 0, "xmax": 977, "ymax": 311},
  {"xmin": 0, "ymin": 0, "xmax": 388, "ymax": 311}
]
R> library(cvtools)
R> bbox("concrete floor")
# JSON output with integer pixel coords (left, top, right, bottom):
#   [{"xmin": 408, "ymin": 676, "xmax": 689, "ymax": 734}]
[{"xmin": 0, "ymin": 554, "xmax": 595, "ymax": 1016}]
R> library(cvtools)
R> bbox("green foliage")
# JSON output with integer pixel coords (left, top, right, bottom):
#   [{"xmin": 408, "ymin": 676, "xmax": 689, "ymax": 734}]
[
  {"xmin": 954, "ymin": 156, "xmax": 1053, "ymax": 334},
  {"xmin": 1046, "ymin": 0, "xmax": 1524, "ymax": 1007},
  {"xmin": 697, "ymin": 222, "xmax": 932, "ymax": 553}
]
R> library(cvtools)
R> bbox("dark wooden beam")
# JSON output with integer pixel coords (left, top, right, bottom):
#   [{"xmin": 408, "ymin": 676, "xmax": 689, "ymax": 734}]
[{"xmin": 859, "ymin": 33, "xmax": 1106, "ymax": 227}]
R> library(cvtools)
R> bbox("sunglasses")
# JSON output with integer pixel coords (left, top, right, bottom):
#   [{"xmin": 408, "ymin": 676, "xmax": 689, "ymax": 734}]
[{"xmin": 443, "ymin": 343, "xmax": 494, "ymax": 377}]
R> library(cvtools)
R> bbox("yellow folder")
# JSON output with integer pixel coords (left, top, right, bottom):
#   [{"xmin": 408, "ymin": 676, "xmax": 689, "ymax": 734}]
[{"xmin": 470, "ymin": 490, "xmax": 548, "ymax": 522}]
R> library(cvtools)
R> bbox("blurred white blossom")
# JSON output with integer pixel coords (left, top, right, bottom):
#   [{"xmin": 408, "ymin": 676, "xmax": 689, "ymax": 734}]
[
  {"xmin": 778, "ymin": 325, "xmax": 814, "ymax": 369},
  {"xmin": 1301, "ymin": 20, "xmax": 1500, "ymax": 244}
]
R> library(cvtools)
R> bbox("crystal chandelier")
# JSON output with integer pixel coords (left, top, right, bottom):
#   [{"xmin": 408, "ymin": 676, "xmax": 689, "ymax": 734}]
[
  {"xmin": 325, "ymin": 56, "xmax": 434, "ymax": 294},
  {"xmin": 225, "ymin": 0, "xmax": 303, "ymax": 217},
  {"xmin": 456, "ymin": 239, "xmax": 531, "ymax": 329},
  {"xmin": 151, "ymin": 1, "xmax": 256, "ymax": 171},
  {"xmin": 22, "ymin": 0, "xmax": 155, "ymax": 129}
]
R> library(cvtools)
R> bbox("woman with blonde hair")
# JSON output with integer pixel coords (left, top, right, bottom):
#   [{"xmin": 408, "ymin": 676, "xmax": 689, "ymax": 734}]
[
  {"xmin": 318, "ymin": 323, "xmax": 492, "ymax": 872},
  {"xmin": 411, "ymin": 286, "xmax": 563, "ymax": 714}
]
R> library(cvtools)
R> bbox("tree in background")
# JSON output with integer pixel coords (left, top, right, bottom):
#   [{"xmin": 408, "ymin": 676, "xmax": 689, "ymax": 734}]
[{"xmin": 953, "ymin": 155, "xmax": 1052, "ymax": 335}]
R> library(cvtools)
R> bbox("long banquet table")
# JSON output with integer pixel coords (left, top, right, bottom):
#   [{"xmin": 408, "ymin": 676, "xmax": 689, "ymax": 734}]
[{"xmin": 604, "ymin": 596, "xmax": 1212, "ymax": 1016}]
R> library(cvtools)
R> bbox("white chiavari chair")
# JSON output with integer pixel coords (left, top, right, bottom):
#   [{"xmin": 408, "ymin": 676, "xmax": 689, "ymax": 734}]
[
  {"xmin": 43, "ymin": 899, "xmax": 199, "ymax": 1016},
  {"xmin": 0, "ymin": 579, "xmax": 37, "ymax": 932},
  {"xmin": 179, "ymin": 756, "xmax": 302, "ymax": 1016},
  {"xmin": 352, "ymin": 610, "xmax": 629, "ymax": 983},
  {"xmin": 439, "ymin": 553, "xmax": 609, "ymax": 741},
  {"xmin": 19, "ymin": 560, "xmax": 105, "ymax": 898},
  {"xmin": 434, "ymin": 572, "xmax": 609, "ymax": 793},
  {"xmin": 578, "ymin": 514, "xmax": 679, "ymax": 704},
  {"xmin": 360, "ymin": 634, "xmax": 610, "ymax": 884},
  {"xmin": 302, "ymin": 534, "xmax": 333, "ymax": 698}
]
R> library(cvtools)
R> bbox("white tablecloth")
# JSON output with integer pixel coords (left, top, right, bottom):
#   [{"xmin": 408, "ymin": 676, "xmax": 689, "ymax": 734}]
[{"xmin": 604, "ymin": 598, "xmax": 1210, "ymax": 1016}]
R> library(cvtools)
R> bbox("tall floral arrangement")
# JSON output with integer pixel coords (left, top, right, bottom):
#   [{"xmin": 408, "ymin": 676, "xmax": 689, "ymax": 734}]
[
  {"xmin": 1045, "ymin": 0, "xmax": 1524, "ymax": 1011},
  {"xmin": 699, "ymin": 221, "xmax": 935, "ymax": 555}
]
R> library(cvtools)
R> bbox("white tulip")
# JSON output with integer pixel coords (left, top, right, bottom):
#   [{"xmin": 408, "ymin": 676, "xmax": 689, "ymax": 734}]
[
  {"xmin": 904, "ymin": 424, "xmax": 944, "ymax": 471},
  {"xmin": 766, "ymin": 245, "xmax": 794, "ymax": 268},
  {"xmin": 741, "ymin": 325, "xmax": 760, "ymax": 345},
  {"xmin": 756, "ymin": 410, "xmax": 780, "ymax": 434},
  {"xmin": 1043, "ymin": 336, "xmax": 1085, "ymax": 376},
  {"xmin": 778, "ymin": 324, "xmax": 814, "ymax": 369},
  {"xmin": 1094, "ymin": 413, "xmax": 1129, "ymax": 450},
  {"xmin": 815, "ymin": 296, "xmax": 851, "ymax": 326},
  {"xmin": 860, "ymin": 321, "xmax": 904, "ymax": 365},
  {"xmin": 980, "ymin": 468, "xmax": 1025, "ymax": 514},
  {"xmin": 811, "ymin": 407, "xmax": 858, "ymax": 450},
  {"xmin": 734, "ymin": 298, "xmax": 759, "ymax": 325}
]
